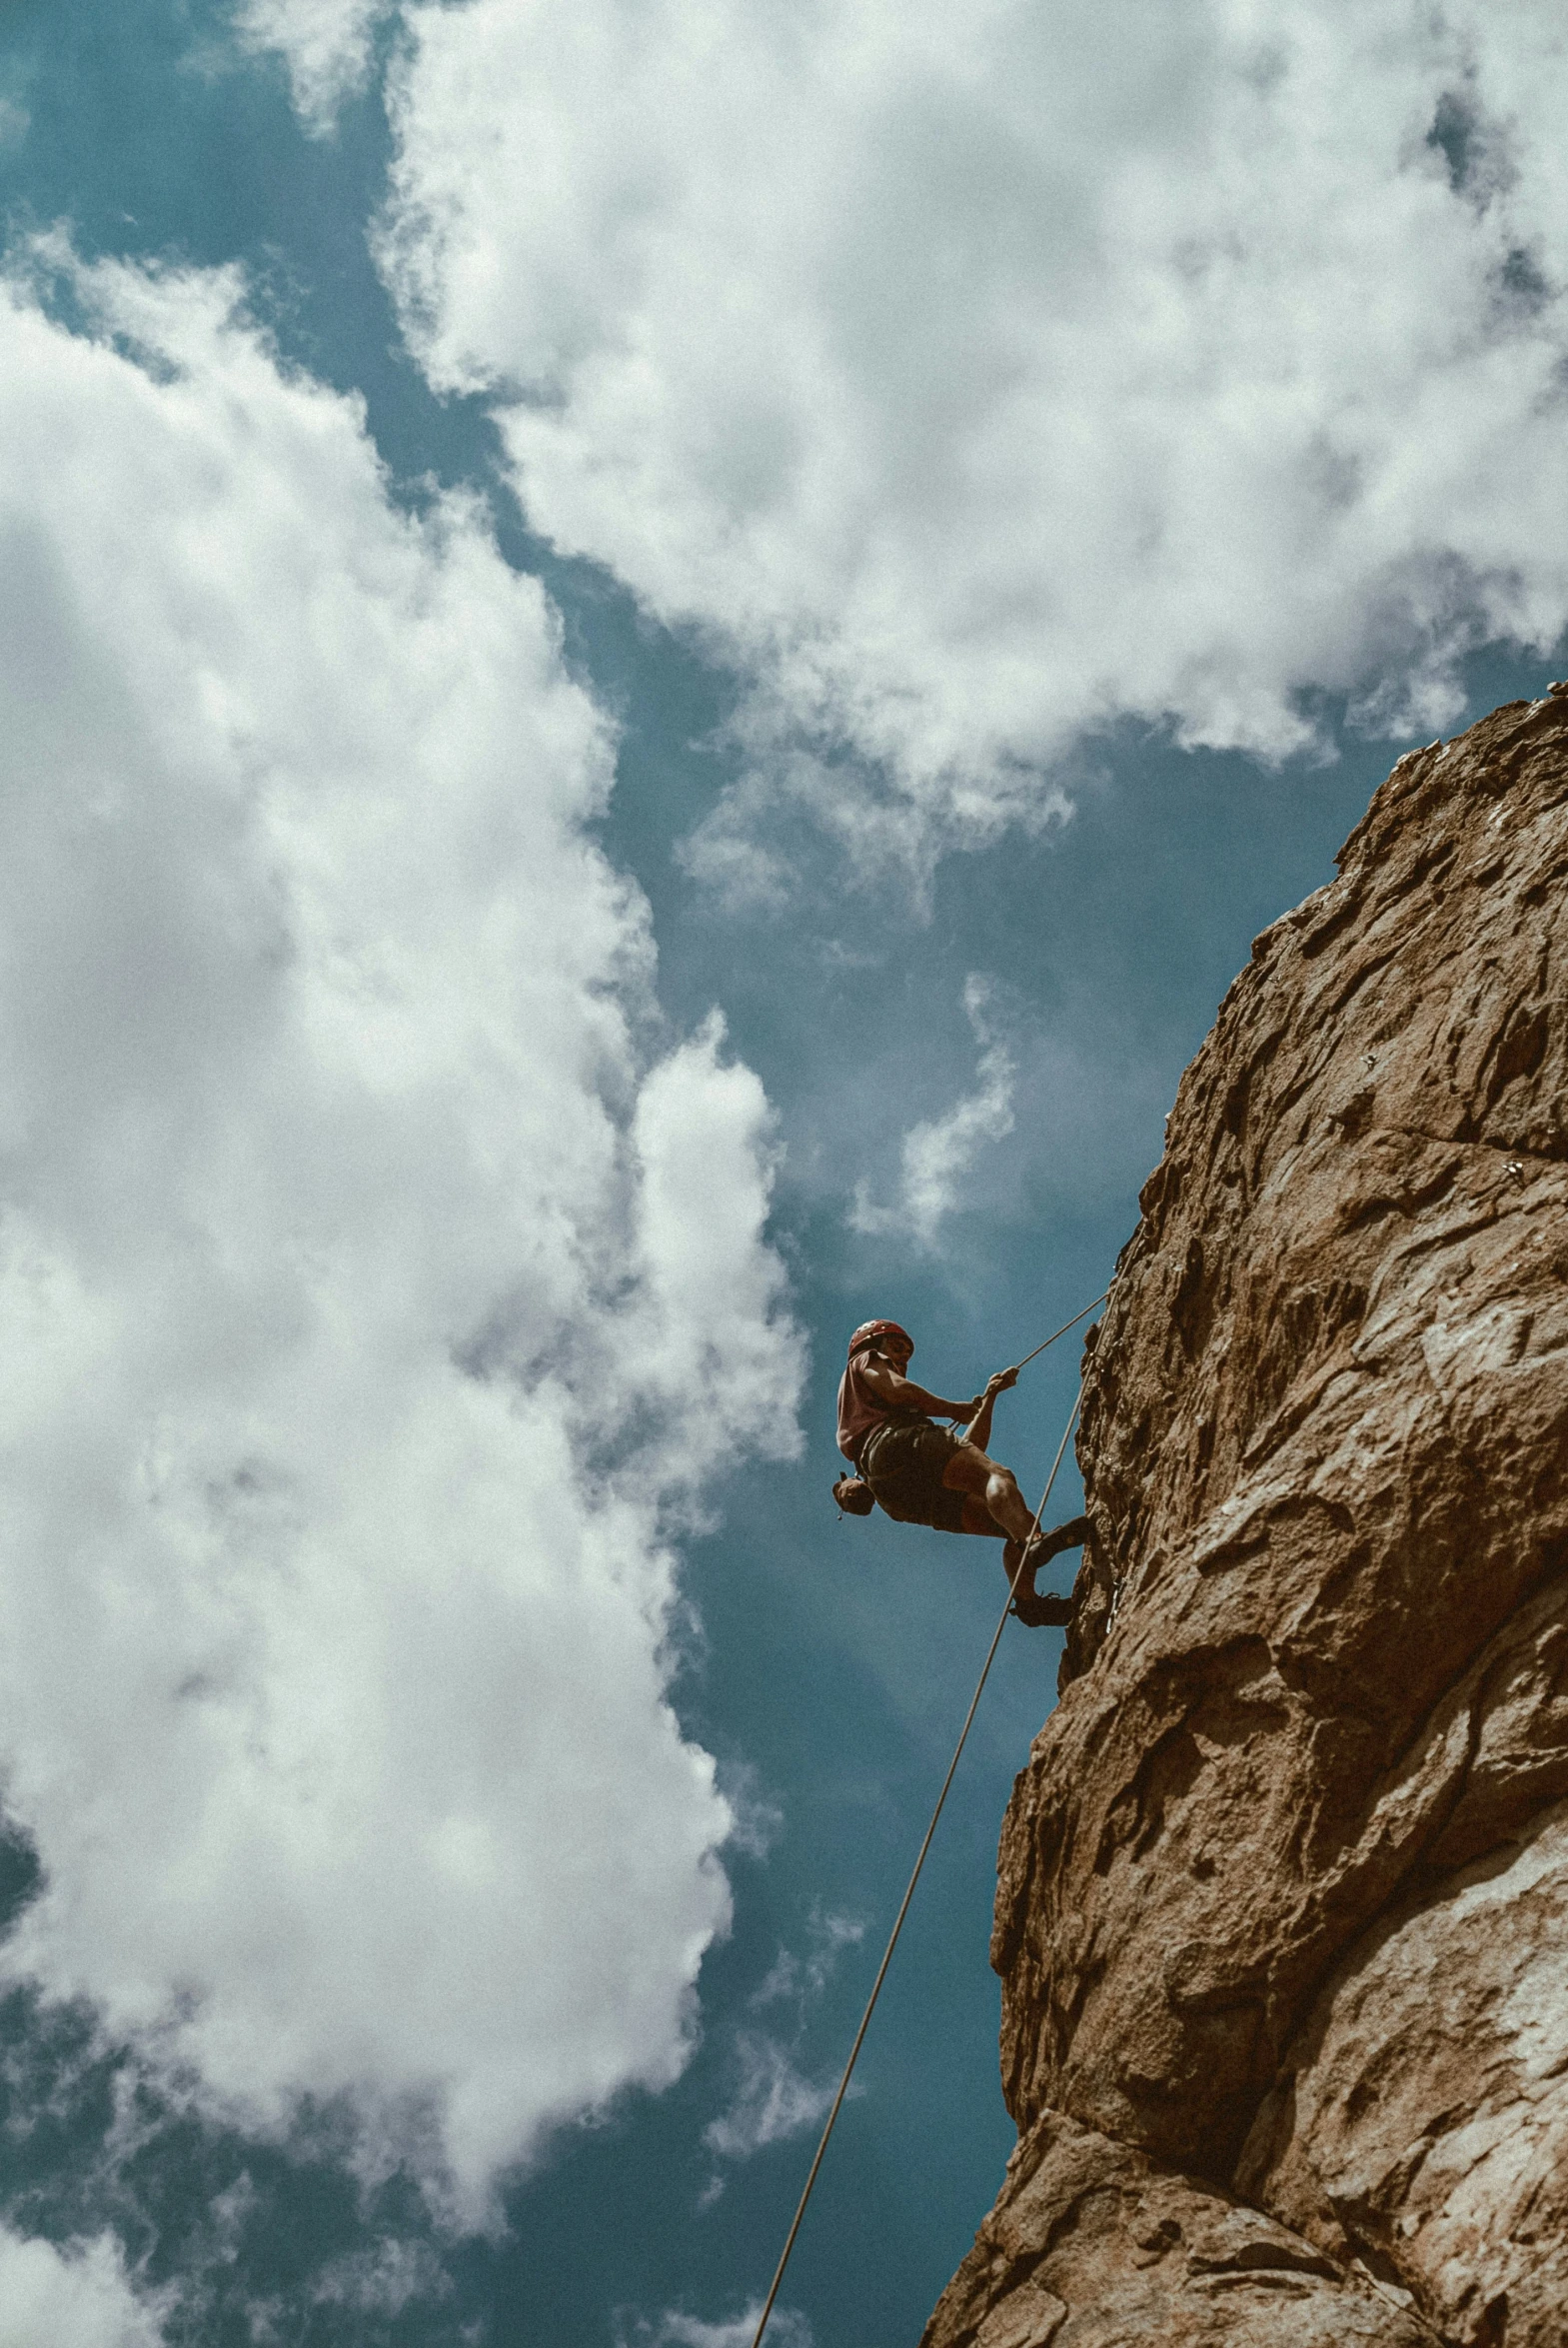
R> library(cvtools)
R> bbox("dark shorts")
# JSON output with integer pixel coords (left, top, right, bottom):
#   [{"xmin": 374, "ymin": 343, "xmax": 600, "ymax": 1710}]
[{"xmin": 860, "ymin": 1418, "xmax": 968, "ymax": 1535}]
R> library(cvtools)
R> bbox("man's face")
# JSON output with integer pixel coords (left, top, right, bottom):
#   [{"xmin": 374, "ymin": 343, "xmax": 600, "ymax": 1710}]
[{"xmin": 883, "ymin": 1333, "xmax": 913, "ymax": 1372}]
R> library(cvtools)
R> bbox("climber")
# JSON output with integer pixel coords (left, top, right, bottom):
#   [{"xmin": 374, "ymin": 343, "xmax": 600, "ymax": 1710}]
[{"xmin": 832, "ymin": 1319, "xmax": 1089, "ymax": 1627}]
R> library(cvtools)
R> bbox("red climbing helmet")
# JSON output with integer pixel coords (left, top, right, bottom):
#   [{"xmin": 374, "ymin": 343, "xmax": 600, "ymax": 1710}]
[{"xmin": 846, "ymin": 1318, "xmax": 912, "ymax": 1360}]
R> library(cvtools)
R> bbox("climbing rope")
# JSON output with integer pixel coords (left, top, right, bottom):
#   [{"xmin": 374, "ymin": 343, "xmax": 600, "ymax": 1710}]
[
  {"xmin": 1005, "ymin": 1290, "xmax": 1108, "ymax": 1378},
  {"xmin": 923, "ymin": 1291, "xmax": 1103, "ymax": 1432},
  {"xmin": 749, "ymin": 1367, "xmax": 1091, "ymax": 2348}
]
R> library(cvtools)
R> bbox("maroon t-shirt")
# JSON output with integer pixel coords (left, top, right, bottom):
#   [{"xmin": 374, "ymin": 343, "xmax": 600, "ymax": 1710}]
[{"xmin": 837, "ymin": 1345, "xmax": 903, "ymax": 1465}]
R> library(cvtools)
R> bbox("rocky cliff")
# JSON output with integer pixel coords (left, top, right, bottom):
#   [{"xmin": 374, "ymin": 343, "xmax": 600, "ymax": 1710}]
[{"xmin": 924, "ymin": 689, "xmax": 1568, "ymax": 2348}]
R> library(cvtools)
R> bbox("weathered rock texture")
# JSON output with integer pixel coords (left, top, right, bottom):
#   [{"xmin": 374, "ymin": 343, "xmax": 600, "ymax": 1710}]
[{"xmin": 925, "ymin": 689, "xmax": 1568, "ymax": 2348}]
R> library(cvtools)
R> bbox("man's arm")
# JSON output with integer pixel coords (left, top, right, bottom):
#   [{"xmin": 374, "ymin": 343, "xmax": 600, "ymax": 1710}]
[
  {"xmin": 960, "ymin": 1365, "xmax": 1017, "ymax": 1454},
  {"xmin": 856, "ymin": 1355, "xmax": 979, "ymax": 1421}
]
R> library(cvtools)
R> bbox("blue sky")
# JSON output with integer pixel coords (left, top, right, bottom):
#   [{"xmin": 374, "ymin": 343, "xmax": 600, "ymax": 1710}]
[{"xmin": 0, "ymin": 4, "xmax": 1564, "ymax": 2344}]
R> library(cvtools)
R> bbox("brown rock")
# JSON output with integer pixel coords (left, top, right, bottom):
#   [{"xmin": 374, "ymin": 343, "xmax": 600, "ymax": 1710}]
[
  {"xmin": 930, "ymin": 693, "xmax": 1568, "ymax": 2345},
  {"xmin": 1237, "ymin": 1798, "xmax": 1568, "ymax": 2345},
  {"xmin": 922, "ymin": 2107, "xmax": 1431, "ymax": 2346}
]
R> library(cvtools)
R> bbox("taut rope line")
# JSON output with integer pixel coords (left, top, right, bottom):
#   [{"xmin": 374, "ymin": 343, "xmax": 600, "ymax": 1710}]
[
  {"xmin": 1005, "ymin": 1290, "xmax": 1108, "ymax": 1378},
  {"xmin": 748, "ymin": 1372, "xmax": 1089, "ymax": 2348}
]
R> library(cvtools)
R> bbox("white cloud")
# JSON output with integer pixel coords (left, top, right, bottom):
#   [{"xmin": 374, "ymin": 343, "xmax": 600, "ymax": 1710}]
[
  {"xmin": 358, "ymin": 0, "xmax": 1568, "ymax": 868},
  {"xmin": 749, "ymin": 1908, "xmax": 862, "ymax": 2012},
  {"xmin": 713, "ymin": 1760, "xmax": 783, "ymax": 1861},
  {"xmin": 0, "ymin": 244, "xmax": 801, "ymax": 2226},
  {"xmin": 234, "ymin": 0, "xmax": 394, "ymax": 131},
  {"xmin": 311, "ymin": 2236, "xmax": 451, "ymax": 2317},
  {"xmin": 621, "ymin": 2303, "xmax": 811, "ymax": 2348},
  {"xmin": 852, "ymin": 977, "xmax": 1014, "ymax": 1247},
  {"xmin": 700, "ymin": 1908, "xmax": 861, "ymax": 2196},
  {"xmin": 0, "ymin": 2230, "xmax": 168, "ymax": 2348},
  {"xmin": 700, "ymin": 2031, "xmax": 835, "ymax": 2169}
]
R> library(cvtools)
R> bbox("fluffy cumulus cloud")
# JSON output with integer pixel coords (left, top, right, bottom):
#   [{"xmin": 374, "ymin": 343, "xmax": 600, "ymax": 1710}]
[
  {"xmin": 0, "ymin": 244, "xmax": 801, "ymax": 2223},
  {"xmin": 359, "ymin": 0, "xmax": 1568, "ymax": 867},
  {"xmin": 0, "ymin": 2230, "xmax": 168, "ymax": 2348},
  {"xmin": 235, "ymin": 0, "xmax": 396, "ymax": 129}
]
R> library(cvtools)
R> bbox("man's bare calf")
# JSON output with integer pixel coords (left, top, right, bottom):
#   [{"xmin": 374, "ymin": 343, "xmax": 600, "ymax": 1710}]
[{"xmin": 939, "ymin": 1440, "xmax": 1086, "ymax": 1615}]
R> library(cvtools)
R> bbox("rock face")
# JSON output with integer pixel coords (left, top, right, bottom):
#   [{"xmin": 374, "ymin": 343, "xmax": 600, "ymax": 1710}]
[{"xmin": 925, "ymin": 690, "xmax": 1568, "ymax": 2348}]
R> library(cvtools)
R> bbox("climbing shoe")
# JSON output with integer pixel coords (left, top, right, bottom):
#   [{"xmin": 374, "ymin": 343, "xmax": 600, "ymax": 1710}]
[
  {"xmin": 1010, "ymin": 1587, "xmax": 1074, "ymax": 1628},
  {"xmin": 1034, "ymin": 1513, "xmax": 1090, "ymax": 1561},
  {"xmin": 1004, "ymin": 1516, "xmax": 1089, "ymax": 1627},
  {"xmin": 1002, "ymin": 1515, "xmax": 1089, "ymax": 1582}
]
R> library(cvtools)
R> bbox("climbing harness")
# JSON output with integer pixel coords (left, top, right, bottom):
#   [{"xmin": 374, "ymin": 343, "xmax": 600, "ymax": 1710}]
[{"xmin": 751, "ymin": 1371, "xmax": 1091, "ymax": 2348}]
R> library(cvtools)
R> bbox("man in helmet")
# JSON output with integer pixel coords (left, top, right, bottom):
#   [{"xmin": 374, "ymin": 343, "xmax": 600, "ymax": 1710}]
[{"xmin": 833, "ymin": 1318, "xmax": 1088, "ymax": 1626}]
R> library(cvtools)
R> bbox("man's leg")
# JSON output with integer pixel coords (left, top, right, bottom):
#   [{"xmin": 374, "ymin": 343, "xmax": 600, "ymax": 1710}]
[
  {"xmin": 941, "ymin": 1444, "xmax": 1088, "ymax": 1614},
  {"xmin": 939, "ymin": 1440, "xmax": 1036, "ymax": 1542},
  {"xmin": 1007, "ymin": 1515, "xmax": 1090, "ymax": 1622},
  {"xmin": 938, "ymin": 1436, "xmax": 1032, "ymax": 1549}
]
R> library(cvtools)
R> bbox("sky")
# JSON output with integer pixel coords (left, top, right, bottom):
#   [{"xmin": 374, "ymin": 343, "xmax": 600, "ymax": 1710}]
[{"xmin": 0, "ymin": 3, "xmax": 1564, "ymax": 2344}]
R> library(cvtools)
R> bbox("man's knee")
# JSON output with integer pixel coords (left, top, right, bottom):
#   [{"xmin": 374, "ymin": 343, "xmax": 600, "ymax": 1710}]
[
  {"xmin": 985, "ymin": 1466, "xmax": 1020, "ymax": 1505},
  {"xmin": 942, "ymin": 1440, "xmax": 991, "ymax": 1492}
]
